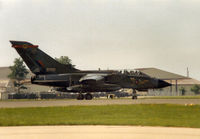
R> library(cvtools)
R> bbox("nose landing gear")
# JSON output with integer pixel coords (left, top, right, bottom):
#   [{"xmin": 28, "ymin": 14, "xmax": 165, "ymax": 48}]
[{"xmin": 132, "ymin": 89, "xmax": 137, "ymax": 99}]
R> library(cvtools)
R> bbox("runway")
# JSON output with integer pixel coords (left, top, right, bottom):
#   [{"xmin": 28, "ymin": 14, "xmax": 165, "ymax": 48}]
[
  {"xmin": 0, "ymin": 98, "xmax": 199, "ymax": 108},
  {"xmin": 0, "ymin": 125, "xmax": 200, "ymax": 139}
]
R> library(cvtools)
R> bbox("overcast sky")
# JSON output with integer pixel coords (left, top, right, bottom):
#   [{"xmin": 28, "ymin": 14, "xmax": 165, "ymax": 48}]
[{"xmin": 0, "ymin": 0, "xmax": 200, "ymax": 79}]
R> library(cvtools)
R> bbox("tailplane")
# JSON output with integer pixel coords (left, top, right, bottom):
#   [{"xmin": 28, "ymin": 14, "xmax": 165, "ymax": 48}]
[{"xmin": 10, "ymin": 41, "xmax": 78, "ymax": 74}]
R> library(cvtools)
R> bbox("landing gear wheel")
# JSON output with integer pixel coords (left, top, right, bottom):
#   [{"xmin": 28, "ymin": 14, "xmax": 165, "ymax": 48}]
[
  {"xmin": 132, "ymin": 89, "xmax": 137, "ymax": 99},
  {"xmin": 85, "ymin": 93, "xmax": 93, "ymax": 100},
  {"xmin": 77, "ymin": 93, "xmax": 84, "ymax": 100},
  {"xmin": 132, "ymin": 96, "xmax": 137, "ymax": 99}
]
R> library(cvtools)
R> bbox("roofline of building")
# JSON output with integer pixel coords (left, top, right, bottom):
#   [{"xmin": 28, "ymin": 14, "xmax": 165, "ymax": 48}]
[{"xmin": 135, "ymin": 67, "xmax": 188, "ymax": 80}]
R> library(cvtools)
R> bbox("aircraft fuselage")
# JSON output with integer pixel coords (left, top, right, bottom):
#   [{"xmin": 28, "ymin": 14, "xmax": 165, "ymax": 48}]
[{"xmin": 31, "ymin": 71, "xmax": 169, "ymax": 92}]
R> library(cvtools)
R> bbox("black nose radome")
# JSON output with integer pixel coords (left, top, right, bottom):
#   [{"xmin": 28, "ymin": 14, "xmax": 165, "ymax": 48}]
[{"xmin": 158, "ymin": 80, "xmax": 171, "ymax": 88}]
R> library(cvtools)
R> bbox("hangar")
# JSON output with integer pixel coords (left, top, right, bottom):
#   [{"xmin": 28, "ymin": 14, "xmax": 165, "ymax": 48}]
[{"xmin": 136, "ymin": 68, "xmax": 200, "ymax": 96}]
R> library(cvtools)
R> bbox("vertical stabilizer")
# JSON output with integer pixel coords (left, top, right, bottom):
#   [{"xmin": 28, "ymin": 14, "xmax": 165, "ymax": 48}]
[{"xmin": 10, "ymin": 41, "xmax": 78, "ymax": 74}]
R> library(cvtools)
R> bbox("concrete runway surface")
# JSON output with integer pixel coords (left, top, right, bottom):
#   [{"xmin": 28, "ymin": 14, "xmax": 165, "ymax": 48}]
[
  {"xmin": 0, "ymin": 99, "xmax": 200, "ymax": 108},
  {"xmin": 0, "ymin": 126, "xmax": 200, "ymax": 139}
]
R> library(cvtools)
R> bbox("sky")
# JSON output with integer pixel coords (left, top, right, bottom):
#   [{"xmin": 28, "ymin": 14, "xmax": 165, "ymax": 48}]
[{"xmin": 0, "ymin": 0, "xmax": 200, "ymax": 79}]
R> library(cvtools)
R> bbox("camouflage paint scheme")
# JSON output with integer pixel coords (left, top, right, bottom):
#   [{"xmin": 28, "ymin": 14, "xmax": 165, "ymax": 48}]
[{"xmin": 10, "ymin": 41, "xmax": 170, "ymax": 97}]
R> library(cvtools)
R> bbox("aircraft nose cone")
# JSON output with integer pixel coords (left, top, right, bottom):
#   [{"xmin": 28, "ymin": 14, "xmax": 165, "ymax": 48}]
[{"xmin": 158, "ymin": 79, "xmax": 171, "ymax": 88}]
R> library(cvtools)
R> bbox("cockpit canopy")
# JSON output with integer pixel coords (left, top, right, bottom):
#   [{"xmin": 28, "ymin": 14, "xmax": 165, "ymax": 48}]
[{"xmin": 105, "ymin": 69, "xmax": 149, "ymax": 77}]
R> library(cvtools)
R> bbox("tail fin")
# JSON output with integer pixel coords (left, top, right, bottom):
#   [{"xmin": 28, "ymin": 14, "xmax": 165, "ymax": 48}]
[{"xmin": 10, "ymin": 41, "xmax": 78, "ymax": 74}]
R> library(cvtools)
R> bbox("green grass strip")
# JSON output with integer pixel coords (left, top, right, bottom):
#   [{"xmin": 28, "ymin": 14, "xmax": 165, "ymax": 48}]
[{"xmin": 0, "ymin": 104, "xmax": 200, "ymax": 128}]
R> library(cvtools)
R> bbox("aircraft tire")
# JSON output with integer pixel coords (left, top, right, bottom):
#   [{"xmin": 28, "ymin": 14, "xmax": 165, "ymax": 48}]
[
  {"xmin": 132, "ymin": 96, "xmax": 137, "ymax": 99},
  {"xmin": 132, "ymin": 89, "xmax": 137, "ymax": 99},
  {"xmin": 135, "ymin": 96, "xmax": 138, "ymax": 99},
  {"xmin": 85, "ymin": 93, "xmax": 93, "ymax": 100},
  {"xmin": 77, "ymin": 93, "xmax": 84, "ymax": 100}
]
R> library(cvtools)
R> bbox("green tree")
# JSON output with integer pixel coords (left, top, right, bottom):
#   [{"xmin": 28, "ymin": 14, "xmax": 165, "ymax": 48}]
[
  {"xmin": 55, "ymin": 56, "xmax": 75, "ymax": 68},
  {"xmin": 8, "ymin": 58, "xmax": 28, "ymax": 93},
  {"xmin": 179, "ymin": 87, "xmax": 186, "ymax": 96},
  {"xmin": 191, "ymin": 85, "xmax": 200, "ymax": 95}
]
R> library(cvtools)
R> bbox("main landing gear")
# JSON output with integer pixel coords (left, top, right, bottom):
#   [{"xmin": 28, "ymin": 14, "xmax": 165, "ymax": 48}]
[
  {"xmin": 77, "ymin": 93, "xmax": 93, "ymax": 100},
  {"xmin": 132, "ymin": 89, "xmax": 137, "ymax": 99},
  {"xmin": 77, "ymin": 93, "xmax": 84, "ymax": 100}
]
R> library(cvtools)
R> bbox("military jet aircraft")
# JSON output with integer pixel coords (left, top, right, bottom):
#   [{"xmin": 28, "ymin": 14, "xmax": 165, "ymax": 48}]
[{"xmin": 10, "ymin": 41, "xmax": 171, "ymax": 100}]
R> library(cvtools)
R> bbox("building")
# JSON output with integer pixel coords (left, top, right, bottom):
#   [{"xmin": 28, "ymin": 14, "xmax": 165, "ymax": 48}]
[
  {"xmin": 0, "ymin": 67, "xmax": 16, "ymax": 99},
  {"xmin": 0, "ymin": 67, "xmax": 50, "ymax": 99},
  {"xmin": 136, "ymin": 68, "xmax": 200, "ymax": 96}
]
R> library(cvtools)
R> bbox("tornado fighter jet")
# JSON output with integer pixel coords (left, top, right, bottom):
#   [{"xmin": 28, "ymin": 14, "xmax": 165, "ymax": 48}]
[{"xmin": 10, "ymin": 41, "xmax": 171, "ymax": 100}]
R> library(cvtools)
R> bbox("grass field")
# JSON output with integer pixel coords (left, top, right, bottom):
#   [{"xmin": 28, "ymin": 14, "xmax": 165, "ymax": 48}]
[{"xmin": 0, "ymin": 104, "xmax": 200, "ymax": 128}]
